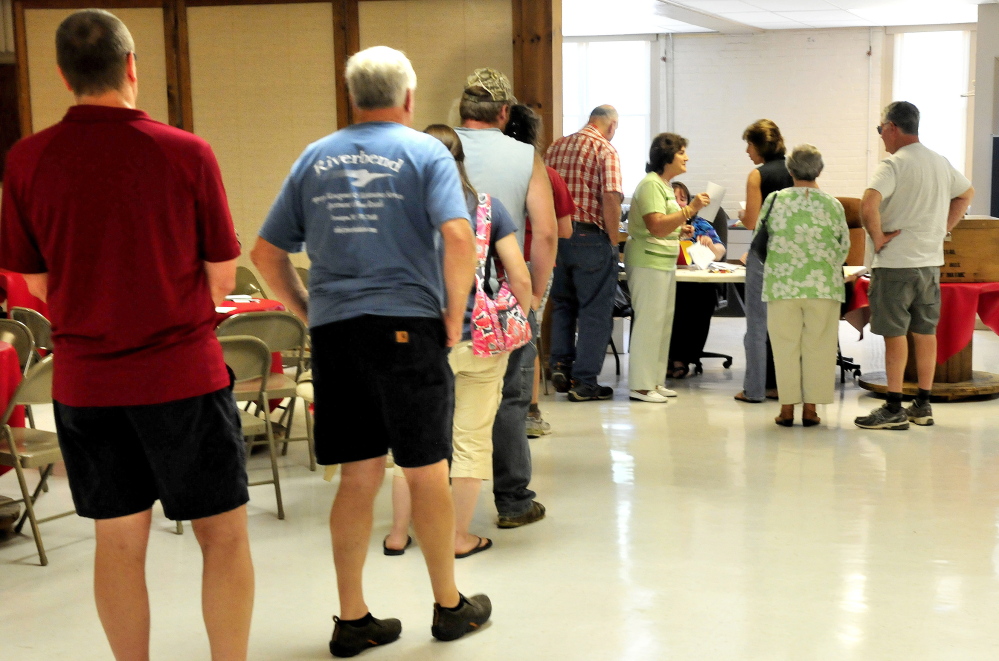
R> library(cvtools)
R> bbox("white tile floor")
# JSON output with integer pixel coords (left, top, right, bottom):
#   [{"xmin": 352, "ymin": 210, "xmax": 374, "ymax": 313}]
[{"xmin": 4, "ymin": 318, "xmax": 999, "ymax": 660}]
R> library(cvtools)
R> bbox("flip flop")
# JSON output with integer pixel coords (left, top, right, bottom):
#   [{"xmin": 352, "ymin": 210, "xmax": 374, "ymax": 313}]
[
  {"xmin": 383, "ymin": 535, "xmax": 412, "ymax": 556},
  {"xmin": 455, "ymin": 536, "xmax": 493, "ymax": 559},
  {"xmin": 734, "ymin": 391, "xmax": 764, "ymax": 403}
]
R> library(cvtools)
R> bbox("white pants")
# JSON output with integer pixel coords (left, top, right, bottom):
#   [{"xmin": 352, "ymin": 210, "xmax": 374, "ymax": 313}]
[
  {"xmin": 767, "ymin": 298, "xmax": 840, "ymax": 405},
  {"xmin": 626, "ymin": 265, "xmax": 677, "ymax": 392}
]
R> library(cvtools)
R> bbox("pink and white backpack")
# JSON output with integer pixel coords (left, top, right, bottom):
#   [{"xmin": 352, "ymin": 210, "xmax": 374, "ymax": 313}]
[{"xmin": 469, "ymin": 194, "xmax": 532, "ymax": 357}]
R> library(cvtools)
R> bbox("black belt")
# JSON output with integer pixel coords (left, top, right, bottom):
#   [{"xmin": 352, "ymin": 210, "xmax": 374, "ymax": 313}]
[{"xmin": 573, "ymin": 221, "xmax": 604, "ymax": 234}]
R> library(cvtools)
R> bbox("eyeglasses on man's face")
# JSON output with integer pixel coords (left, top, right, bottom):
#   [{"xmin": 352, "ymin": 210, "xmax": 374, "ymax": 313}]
[{"xmin": 877, "ymin": 122, "xmax": 892, "ymax": 135}]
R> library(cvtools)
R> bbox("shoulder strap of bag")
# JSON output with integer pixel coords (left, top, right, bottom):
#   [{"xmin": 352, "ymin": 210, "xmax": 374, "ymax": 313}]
[
  {"xmin": 759, "ymin": 193, "xmax": 779, "ymax": 230},
  {"xmin": 474, "ymin": 194, "xmax": 492, "ymax": 275}
]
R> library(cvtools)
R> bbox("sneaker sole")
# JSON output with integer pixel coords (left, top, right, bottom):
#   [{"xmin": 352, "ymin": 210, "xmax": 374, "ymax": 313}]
[
  {"xmin": 567, "ymin": 392, "xmax": 612, "ymax": 402},
  {"xmin": 629, "ymin": 393, "xmax": 668, "ymax": 403},
  {"xmin": 854, "ymin": 420, "xmax": 910, "ymax": 430},
  {"xmin": 908, "ymin": 416, "xmax": 934, "ymax": 426},
  {"xmin": 551, "ymin": 373, "xmax": 570, "ymax": 393}
]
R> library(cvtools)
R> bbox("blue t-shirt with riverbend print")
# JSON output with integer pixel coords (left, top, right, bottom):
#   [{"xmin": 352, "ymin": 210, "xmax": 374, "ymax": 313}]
[{"xmin": 259, "ymin": 122, "xmax": 471, "ymax": 328}]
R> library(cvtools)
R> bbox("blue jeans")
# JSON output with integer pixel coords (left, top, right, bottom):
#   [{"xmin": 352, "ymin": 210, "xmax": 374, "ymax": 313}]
[
  {"xmin": 492, "ymin": 310, "xmax": 539, "ymax": 517},
  {"xmin": 548, "ymin": 229, "xmax": 618, "ymax": 385},
  {"xmin": 743, "ymin": 252, "xmax": 769, "ymax": 400}
]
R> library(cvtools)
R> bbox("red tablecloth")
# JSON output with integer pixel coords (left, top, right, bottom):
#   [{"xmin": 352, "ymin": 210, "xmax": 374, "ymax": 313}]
[
  {"xmin": 0, "ymin": 269, "xmax": 49, "ymax": 317},
  {"xmin": 847, "ymin": 278, "xmax": 999, "ymax": 364},
  {"xmin": 0, "ymin": 341, "xmax": 25, "ymax": 477}
]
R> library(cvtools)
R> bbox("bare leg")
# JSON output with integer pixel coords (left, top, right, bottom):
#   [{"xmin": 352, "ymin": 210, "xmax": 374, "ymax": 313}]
[
  {"xmin": 190, "ymin": 505, "xmax": 254, "ymax": 661},
  {"xmin": 330, "ymin": 456, "xmax": 386, "ymax": 620},
  {"xmin": 451, "ymin": 476, "xmax": 484, "ymax": 555},
  {"xmin": 385, "ymin": 475, "xmax": 412, "ymax": 550},
  {"xmin": 403, "ymin": 460, "xmax": 460, "ymax": 608},
  {"xmin": 911, "ymin": 332, "xmax": 937, "ymax": 391},
  {"xmin": 884, "ymin": 335, "xmax": 908, "ymax": 393},
  {"xmin": 94, "ymin": 509, "xmax": 153, "ymax": 661}
]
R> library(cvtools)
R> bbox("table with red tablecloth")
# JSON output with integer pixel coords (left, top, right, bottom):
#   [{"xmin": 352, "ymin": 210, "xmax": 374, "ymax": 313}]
[
  {"xmin": 847, "ymin": 277, "xmax": 999, "ymax": 398},
  {"xmin": 846, "ymin": 278, "xmax": 999, "ymax": 364},
  {"xmin": 0, "ymin": 342, "xmax": 26, "ymax": 477}
]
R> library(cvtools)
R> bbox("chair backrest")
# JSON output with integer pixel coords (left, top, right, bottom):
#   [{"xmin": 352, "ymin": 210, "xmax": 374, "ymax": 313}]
[
  {"xmin": 712, "ymin": 207, "xmax": 729, "ymax": 247},
  {"xmin": 0, "ymin": 319, "xmax": 35, "ymax": 372},
  {"xmin": 836, "ymin": 197, "xmax": 866, "ymax": 267},
  {"xmin": 233, "ymin": 266, "xmax": 266, "ymax": 297},
  {"xmin": 2, "ymin": 355, "xmax": 52, "ymax": 425},
  {"xmin": 10, "ymin": 307, "xmax": 52, "ymax": 352},
  {"xmin": 216, "ymin": 311, "xmax": 307, "ymax": 355},
  {"xmin": 295, "ymin": 266, "xmax": 310, "ymax": 289},
  {"xmin": 218, "ymin": 335, "xmax": 272, "ymax": 384}
]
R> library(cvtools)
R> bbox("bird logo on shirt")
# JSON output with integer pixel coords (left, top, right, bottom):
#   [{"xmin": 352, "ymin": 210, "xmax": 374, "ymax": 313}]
[{"xmin": 345, "ymin": 169, "xmax": 392, "ymax": 187}]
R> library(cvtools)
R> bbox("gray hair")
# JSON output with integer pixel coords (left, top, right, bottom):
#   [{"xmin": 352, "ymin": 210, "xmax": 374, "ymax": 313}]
[
  {"xmin": 589, "ymin": 105, "xmax": 618, "ymax": 122},
  {"xmin": 56, "ymin": 10, "xmax": 134, "ymax": 96},
  {"xmin": 345, "ymin": 46, "xmax": 417, "ymax": 110},
  {"xmin": 883, "ymin": 101, "xmax": 919, "ymax": 135},
  {"xmin": 786, "ymin": 144, "xmax": 824, "ymax": 181}
]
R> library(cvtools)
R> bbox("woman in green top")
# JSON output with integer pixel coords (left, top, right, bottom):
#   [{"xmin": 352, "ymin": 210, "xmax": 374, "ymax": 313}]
[
  {"xmin": 762, "ymin": 144, "xmax": 850, "ymax": 426},
  {"xmin": 624, "ymin": 133, "xmax": 710, "ymax": 403}
]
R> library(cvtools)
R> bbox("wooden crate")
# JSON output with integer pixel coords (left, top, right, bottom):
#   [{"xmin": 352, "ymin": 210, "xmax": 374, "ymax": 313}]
[{"xmin": 941, "ymin": 216, "xmax": 999, "ymax": 282}]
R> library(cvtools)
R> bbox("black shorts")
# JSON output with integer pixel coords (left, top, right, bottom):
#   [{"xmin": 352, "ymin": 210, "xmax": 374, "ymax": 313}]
[
  {"xmin": 53, "ymin": 386, "xmax": 249, "ymax": 521},
  {"xmin": 311, "ymin": 315, "xmax": 453, "ymax": 468}
]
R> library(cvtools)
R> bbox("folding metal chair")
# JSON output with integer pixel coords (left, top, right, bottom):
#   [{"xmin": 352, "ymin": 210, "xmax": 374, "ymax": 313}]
[{"xmin": 0, "ymin": 356, "xmax": 75, "ymax": 565}]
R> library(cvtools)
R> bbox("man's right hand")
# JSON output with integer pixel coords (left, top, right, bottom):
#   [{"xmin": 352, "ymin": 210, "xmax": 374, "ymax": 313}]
[{"xmin": 873, "ymin": 229, "xmax": 901, "ymax": 253}]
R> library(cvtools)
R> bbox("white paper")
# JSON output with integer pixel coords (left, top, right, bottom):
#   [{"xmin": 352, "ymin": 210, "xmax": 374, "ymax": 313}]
[
  {"xmin": 225, "ymin": 294, "xmax": 252, "ymax": 301},
  {"xmin": 687, "ymin": 242, "xmax": 716, "ymax": 269},
  {"xmin": 215, "ymin": 306, "xmax": 237, "ymax": 313},
  {"xmin": 696, "ymin": 182, "xmax": 726, "ymax": 223}
]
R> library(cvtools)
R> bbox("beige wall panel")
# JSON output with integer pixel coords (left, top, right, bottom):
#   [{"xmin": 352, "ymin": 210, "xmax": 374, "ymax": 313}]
[
  {"xmin": 25, "ymin": 8, "xmax": 168, "ymax": 133},
  {"xmin": 188, "ymin": 3, "xmax": 337, "ymax": 269},
  {"xmin": 358, "ymin": 0, "xmax": 513, "ymax": 129}
]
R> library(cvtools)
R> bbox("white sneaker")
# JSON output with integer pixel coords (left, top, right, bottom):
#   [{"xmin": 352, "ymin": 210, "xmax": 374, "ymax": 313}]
[
  {"xmin": 655, "ymin": 385, "xmax": 678, "ymax": 397},
  {"xmin": 630, "ymin": 389, "xmax": 669, "ymax": 403}
]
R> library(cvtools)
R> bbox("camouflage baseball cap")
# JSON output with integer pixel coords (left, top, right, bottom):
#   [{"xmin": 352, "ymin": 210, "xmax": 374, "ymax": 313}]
[{"xmin": 462, "ymin": 67, "xmax": 516, "ymax": 103}]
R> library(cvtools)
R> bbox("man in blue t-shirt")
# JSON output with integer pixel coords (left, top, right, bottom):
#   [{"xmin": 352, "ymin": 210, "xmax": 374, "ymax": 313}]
[{"xmin": 251, "ymin": 46, "xmax": 491, "ymax": 655}]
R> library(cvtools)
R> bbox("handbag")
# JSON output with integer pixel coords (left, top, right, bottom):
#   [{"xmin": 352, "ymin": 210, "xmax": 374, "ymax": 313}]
[
  {"xmin": 749, "ymin": 194, "xmax": 779, "ymax": 263},
  {"xmin": 470, "ymin": 194, "xmax": 532, "ymax": 357}
]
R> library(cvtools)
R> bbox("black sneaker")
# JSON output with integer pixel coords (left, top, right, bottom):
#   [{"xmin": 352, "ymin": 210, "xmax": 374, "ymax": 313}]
[
  {"xmin": 905, "ymin": 400, "xmax": 934, "ymax": 426},
  {"xmin": 854, "ymin": 404, "xmax": 909, "ymax": 430},
  {"xmin": 329, "ymin": 614, "xmax": 401, "ymax": 657},
  {"xmin": 551, "ymin": 365, "xmax": 571, "ymax": 393},
  {"xmin": 431, "ymin": 593, "xmax": 492, "ymax": 641},
  {"xmin": 567, "ymin": 382, "xmax": 613, "ymax": 402},
  {"xmin": 497, "ymin": 501, "xmax": 546, "ymax": 528}
]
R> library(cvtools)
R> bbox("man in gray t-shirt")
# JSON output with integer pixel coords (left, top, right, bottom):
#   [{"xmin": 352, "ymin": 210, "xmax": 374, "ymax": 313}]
[{"xmin": 855, "ymin": 101, "xmax": 974, "ymax": 431}]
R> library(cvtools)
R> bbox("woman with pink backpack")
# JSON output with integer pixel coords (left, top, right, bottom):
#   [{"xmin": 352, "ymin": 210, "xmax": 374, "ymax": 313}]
[{"xmin": 385, "ymin": 125, "xmax": 532, "ymax": 558}]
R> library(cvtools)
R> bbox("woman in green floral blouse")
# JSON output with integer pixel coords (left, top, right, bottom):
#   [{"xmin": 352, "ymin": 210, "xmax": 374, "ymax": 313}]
[{"xmin": 761, "ymin": 144, "xmax": 850, "ymax": 426}]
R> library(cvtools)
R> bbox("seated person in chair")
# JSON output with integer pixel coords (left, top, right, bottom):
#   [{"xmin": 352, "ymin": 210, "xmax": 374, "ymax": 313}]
[{"xmin": 668, "ymin": 181, "xmax": 726, "ymax": 378}]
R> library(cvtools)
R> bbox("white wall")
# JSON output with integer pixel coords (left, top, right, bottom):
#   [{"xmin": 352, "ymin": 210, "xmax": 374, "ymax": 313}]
[
  {"xmin": 971, "ymin": 4, "xmax": 999, "ymax": 215},
  {"xmin": 658, "ymin": 28, "xmax": 884, "ymax": 213}
]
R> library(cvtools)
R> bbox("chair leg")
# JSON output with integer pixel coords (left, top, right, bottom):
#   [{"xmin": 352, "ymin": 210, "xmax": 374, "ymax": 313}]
[
  {"xmin": 609, "ymin": 337, "xmax": 620, "ymax": 376},
  {"xmin": 175, "ymin": 520, "xmax": 184, "ymax": 535},
  {"xmin": 279, "ymin": 397, "xmax": 298, "ymax": 456},
  {"xmin": 263, "ymin": 411, "xmax": 285, "ymax": 520},
  {"xmin": 304, "ymin": 402, "xmax": 316, "ymax": 472},
  {"xmin": 15, "ymin": 464, "xmax": 53, "ymax": 534},
  {"xmin": 13, "ymin": 461, "xmax": 47, "ymax": 565},
  {"xmin": 25, "ymin": 405, "xmax": 35, "ymax": 429}
]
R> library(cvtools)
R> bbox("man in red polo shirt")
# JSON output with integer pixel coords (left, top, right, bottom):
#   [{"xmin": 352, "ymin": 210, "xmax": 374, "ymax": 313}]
[{"xmin": 0, "ymin": 10, "xmax": 253, "ymax": 659}]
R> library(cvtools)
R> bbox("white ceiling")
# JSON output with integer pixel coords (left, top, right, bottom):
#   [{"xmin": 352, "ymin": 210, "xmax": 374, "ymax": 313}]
[{"xmin": 562, "ymin": 0, "xmax": 994, "ymax": 36}]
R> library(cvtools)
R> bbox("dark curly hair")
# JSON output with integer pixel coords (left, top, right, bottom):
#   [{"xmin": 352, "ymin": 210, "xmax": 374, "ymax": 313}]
[{"xmin": 646, "ymin": 133, "xmax": 688, "ymax": 175}]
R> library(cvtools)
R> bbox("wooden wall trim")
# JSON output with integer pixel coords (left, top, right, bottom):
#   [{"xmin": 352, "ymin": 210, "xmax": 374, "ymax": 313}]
[
  {"xmin": 186, "ymin": 0, "xmax": 329, "ymax": 6},
  {"xmin": 13, "ymin": 0, "xmax": 30, "ymax": 137},
  {"xmin": 20, "ymin": 0, "xmax": 162, "ymax": 8},
  {"xmin": 162, "ymin": 0, "xmax": 181, "ymax": 127},
  {"xmin": 511, "ymin": 0, "xmax": 554, "ymax": 148},
  {"xmin": 173, "ymin": 0, "xmax": 192, "ymax": 130},
  {"xmin": 332, "ymin": 0, "xmax": 352, "ymax": 129}
]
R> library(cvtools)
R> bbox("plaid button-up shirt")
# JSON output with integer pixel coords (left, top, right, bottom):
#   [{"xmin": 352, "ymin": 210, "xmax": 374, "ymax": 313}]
[{"xmin": 544, "ymin": 124, "xmax": 623, "ymax": 231}]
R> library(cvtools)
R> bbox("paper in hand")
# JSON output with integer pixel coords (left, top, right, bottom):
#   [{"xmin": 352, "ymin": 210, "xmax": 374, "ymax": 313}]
[{"xmin": 697, "ymin": 182, "xmax": 726, "ymax": 223}]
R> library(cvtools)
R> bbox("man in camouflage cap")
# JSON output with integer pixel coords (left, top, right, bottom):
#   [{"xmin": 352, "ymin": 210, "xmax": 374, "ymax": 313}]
[{"xmin": 454, "ymin": 68, "xmax": 557, "ymax": 529}]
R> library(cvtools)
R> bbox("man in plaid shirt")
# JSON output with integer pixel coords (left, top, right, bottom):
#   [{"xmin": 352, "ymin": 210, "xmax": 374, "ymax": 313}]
[{"xmin": 544, "ymin": 106, "xmax": 624, "ymax": 401}]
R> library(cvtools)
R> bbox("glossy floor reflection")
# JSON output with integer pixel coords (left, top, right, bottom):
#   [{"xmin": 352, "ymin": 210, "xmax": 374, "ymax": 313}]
[{"xmin": 3, "ymin": 318, "xmax": 999, "ymax": 660}]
